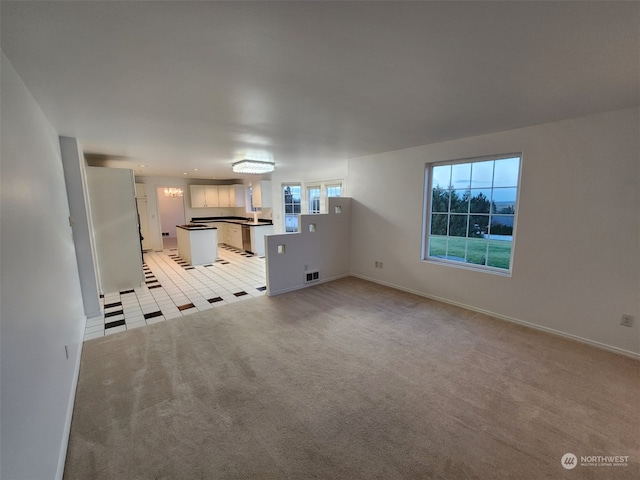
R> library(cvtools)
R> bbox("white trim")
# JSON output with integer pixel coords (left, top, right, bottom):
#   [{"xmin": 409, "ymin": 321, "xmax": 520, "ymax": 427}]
[
  {"xmin": 423, "ymin": 153, "xmax": 522, "ymax": 275},
  {"xmin": 306, "ymin": 185, "xmax": 321, "ymax": 214},
  {"xmin": 350, "ymin": 274, "xmax": 640, "ymax": 360},
  {"xmin": 266, "ymin": 273, "xmax": 350, "ymax": 297},
  {"xmin": 55, "ymin": 314, "xmax": 89, "ymax": 480},
  {"xmin": 281, "ymin": 183, "xmax": 302, "ymax": 233}
]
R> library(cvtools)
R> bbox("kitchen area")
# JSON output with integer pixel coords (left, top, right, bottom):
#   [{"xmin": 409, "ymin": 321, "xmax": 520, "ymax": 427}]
[
  {"xmin": 175, "ymin": 216, "xmax": 274, "ymax": 264},
  {"xmin": 135, "ymin": 179, "xmax": 273, "ymax": 260},
  {"xmin": 85, "ymin": 179, "xmax": 273, "ymax": 341}
]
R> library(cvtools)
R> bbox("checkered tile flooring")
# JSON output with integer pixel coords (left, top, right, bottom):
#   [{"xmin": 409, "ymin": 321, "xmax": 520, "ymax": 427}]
[{"xmin": 84, "ymin": 246, "xmax": 267, "ymax": 341}]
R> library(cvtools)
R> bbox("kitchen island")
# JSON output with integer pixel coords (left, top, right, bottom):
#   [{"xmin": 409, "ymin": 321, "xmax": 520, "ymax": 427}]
[
  {"xmin": 189, "ymin": 216, "xmax": 274, "ymax": 255},
  {"xmin": 176, "ymin": 224, "xmax": 218, "ymax": 265}
]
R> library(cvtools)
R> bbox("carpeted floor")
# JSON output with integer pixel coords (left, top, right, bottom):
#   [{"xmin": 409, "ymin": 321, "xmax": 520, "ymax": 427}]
[{"xmin": 64, "ymin": 277, "xmax": 639, "ymax": 479}]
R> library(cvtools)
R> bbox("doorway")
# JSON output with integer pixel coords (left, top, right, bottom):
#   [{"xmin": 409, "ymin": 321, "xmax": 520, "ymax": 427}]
[{"xmin": 157, "ymin": 186, "xmax": 186, "ymax": 249}]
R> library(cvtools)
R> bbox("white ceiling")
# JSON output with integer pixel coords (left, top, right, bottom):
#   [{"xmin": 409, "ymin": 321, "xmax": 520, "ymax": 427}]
[{"xmin": 2, "ymin": 1, "xmax": 638, "ymax": 179}]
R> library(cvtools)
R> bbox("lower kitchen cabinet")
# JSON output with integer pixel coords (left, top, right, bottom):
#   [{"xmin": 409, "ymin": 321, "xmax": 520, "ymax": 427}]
[{"xmin": 226, "ymin": 224, "xmax": 243, "ymax": 250}]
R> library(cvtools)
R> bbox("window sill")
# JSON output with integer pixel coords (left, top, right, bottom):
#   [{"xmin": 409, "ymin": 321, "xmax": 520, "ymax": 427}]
[{"xmin": 422, "ymin": 258, "xmax": 513, "ymax": 277}]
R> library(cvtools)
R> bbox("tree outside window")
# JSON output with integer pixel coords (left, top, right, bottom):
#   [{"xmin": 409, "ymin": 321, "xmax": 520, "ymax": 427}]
[{"xmin": 425, "ymin": 155, "xmax": 521, "ymax": 273}]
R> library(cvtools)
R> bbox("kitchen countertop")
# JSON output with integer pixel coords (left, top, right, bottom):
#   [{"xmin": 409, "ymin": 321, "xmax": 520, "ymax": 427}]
[
  {"xmin": 177, "ymin": 224, "xmax": 217, "ymax": 230},
  {"xmin": 190, "ymin": 216, "xmax": 273, "ymax": 227}
]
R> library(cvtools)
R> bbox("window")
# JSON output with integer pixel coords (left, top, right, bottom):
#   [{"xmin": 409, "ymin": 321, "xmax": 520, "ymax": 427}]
[
  {"xmin": 326, "ymin": 183, "xmax": 341, "ymax": 198},
  {"xmin": 307, "ymin": 186, "xmax": 321, "ymax": 214},
  {"xmin": 283, "ymin": 184, "xmax": 301, "ymax": 233},
  {"xmin": 423, "ymin": 154, "xmax": 521, "ymax": 273},
  {"xmin": 247, "ymin": 186, "xmax": 261, "ymax": 212}
]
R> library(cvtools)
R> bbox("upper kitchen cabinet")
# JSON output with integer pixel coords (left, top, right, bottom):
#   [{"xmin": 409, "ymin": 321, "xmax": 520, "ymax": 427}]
[
  {"xmin": 218, "ymin": 185, "xmax": 230, "ymax": 207},
  {"xmin": 190, "ymin": 185, "xmax": 206, "ymax": 207},
  {"xmin": 205, "ymin": 185, "xmax": 219, "ymax": 206},
  {"xmin": 219, "ymin": 184, "xmax": 246, "ymax": 207},
  {"xmin": 189, "ymin": 185, "xmax": 244, "ymax": 208},
  {"xmin": 192, "ymin": 184, "xmax": 245, "ymax": 208},
  {"xmin": 229, "ymin": 184, "xmax": 245, "ymax": 207},
  {"xmin": 252, "ymin": 181, "xmax": 272, "ymax": 208},
  {"xmin": 190, "ymin": 185, "xmax": 220, "ymax": 208}
]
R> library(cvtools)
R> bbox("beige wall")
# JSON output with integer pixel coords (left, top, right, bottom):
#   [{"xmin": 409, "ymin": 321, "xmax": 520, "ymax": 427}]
[
  {"xmin": 266, "ymin": 198, "xmax": 352, "ymax": 295},
  {"xmin": 348, "ymin": 107, "xmax": 639, "ymax": 356}
]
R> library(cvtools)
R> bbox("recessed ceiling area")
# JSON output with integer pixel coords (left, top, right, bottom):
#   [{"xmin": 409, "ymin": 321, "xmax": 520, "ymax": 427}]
[{"xmin": 1, "ymin": 1, "xmax": 638, "ymax": 179}]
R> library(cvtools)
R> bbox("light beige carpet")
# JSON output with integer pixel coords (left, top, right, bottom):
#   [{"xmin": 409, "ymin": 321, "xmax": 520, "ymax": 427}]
[{"xmin": 64, "ymin": 277, "xmax": 639, "ymax": 479}]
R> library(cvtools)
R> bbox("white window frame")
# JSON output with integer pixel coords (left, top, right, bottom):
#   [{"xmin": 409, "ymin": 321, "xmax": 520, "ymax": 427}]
[
  {"xmin": 282, "ymin": 183, "xmax": 302, "ymax": 233},
  {"xmin": 302, "ymin": 179, "xmax": 344, "ymax": 214},
  {"xmin": 307, "ymin": 185, "xmax": 321, "ymax": 214},
  {"xmin": 247, "ymin": 186, "xmax": 262, "ymax": 212},
  {"xmin": 422, "ymin": 153, "xmax": 522, "ymax": 276},
  {"xmin": 325, "ymin": 183, "xmax": 342, "ymax": 198}
]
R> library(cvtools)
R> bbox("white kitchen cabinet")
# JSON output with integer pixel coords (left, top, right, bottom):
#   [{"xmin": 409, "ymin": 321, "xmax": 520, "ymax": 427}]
[
  {"xmin": 252, "ymin": 180, "xmax": 272, "ymax": 208},
  {"xmin": 229, "ymin": 184, "xmax": 245, "ymax": 207},
  {"xmin": 205, "ymin": 186, "xmax": 219, "ymax": 207},
  {"xmin": 190, "ymin": 185, "xmax": 206, "ymax": 207},
  {"xmin": 190, "ymin": 185, "xmax": 221, "ymax": 208},
  {"xmin": 210, "ymin": 222, "xmax": 226, "ymax": 244},
  {"xmin": 218, "ymin": 185, "xmax": 230, "ymax": 207},
  {"xmin": 226, "ymin": 223, "xmax": 243, "ymax": 249},
  {"xmin": 176, "ymin": 226, "xmax": 218, "ymax": 265}
]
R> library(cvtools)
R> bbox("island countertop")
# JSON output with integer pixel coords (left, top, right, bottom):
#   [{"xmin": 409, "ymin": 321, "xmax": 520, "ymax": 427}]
[
  {"xmin": 190, "ymin": 216, "xmax": 273, "ymax": 227},
  {"xmin": 176, "ymin": 225, "xmax": 218, "ymax": 265},
  {"xmin": 177, "ymin": 224, "xmax": 217, "ymax": 230}
]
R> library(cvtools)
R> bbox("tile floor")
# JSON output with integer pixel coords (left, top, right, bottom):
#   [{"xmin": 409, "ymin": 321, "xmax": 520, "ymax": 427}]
[{"xmin": 84, "ymin": 245, "xmax": 267, "ymax": 341}]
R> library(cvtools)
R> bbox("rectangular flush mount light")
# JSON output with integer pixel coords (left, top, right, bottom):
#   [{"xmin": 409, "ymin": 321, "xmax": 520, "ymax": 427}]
[{"xmin": 232, "ymin": 159, "xmax": 275, "ymax": 174}]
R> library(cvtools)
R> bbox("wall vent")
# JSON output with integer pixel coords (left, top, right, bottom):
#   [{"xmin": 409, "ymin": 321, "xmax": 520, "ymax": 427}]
[{"xmin": 304, "ymin": 270, "xmax": 319, "ymax": 283}]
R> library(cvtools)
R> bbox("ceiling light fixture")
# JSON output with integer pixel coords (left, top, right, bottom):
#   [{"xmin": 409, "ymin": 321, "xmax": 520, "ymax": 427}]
[
  {"xmin": 232, "ymin": 159, "xmax": 275, "ymax": 174},
  {"xmin": 163, "ymin": 187, "xmax": 183, "ymax": 198}
]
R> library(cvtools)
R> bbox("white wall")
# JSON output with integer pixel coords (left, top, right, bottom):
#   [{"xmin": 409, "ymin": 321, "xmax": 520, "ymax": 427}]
[
  {"xmin": 266, "ymin": 197, "xmax": 352, "ymax": 295},
  {"xmin": 60, "ymin": 136, "xmax": 102, "ymax": 318},
  {"xmin": 0, "ymin": 52, "xmax": 86, "ymax": 480},
  {"xmin": 156, "ymin": 187, "xmax": 186, "ymax": 238},
  {"xmin": 86, "ymin": 167, "xmax": 144, "ymax": 293},
  {"xmin": 348, "ymin": 107, "xmax": 640, "ymax": 356}
]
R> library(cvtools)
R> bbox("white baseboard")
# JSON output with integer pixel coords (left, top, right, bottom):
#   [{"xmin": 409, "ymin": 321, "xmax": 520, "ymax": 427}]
[
  {"xmin": 350, "ymin": 274, "xmax": 640, "ymax": 360},
  {"xmin": 55, "ymin": 314, "xmax": 88, "ymax": 480},
  {"xmin": 267, "ymin": 273, "xmax": 350, "ymax": 297}
]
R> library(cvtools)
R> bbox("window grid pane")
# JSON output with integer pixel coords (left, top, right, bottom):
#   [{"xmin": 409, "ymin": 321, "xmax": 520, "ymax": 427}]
[
  {"xmin": 425, "ymin": 154, "xmax": 520, "ymax": 272},
  {"xmin": 326, "ymin": 184, "xmax": 341, "ymax": 197},
  {"xmin": 307, "ymin": 187, "xmax": 320, "ymax": 214},
  {"xmin": 283, "ymin": 185, "xmax": 301, "ymax": 233}
]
